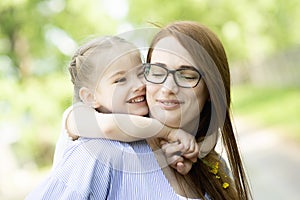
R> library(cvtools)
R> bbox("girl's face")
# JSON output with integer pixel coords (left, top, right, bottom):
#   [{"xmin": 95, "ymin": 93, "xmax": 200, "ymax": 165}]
[
  {"xmin": 93, "ymin": 50, "xmax": 148, "ymax": 116},
  {"xmin": 146, "ymin": 36, "xmax": 209, "ymax": 133}
]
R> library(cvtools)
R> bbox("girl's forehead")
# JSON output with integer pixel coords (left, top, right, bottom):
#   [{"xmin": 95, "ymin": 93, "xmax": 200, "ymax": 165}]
[
  {"xmin": 89, "ymin": 45, "xmax": 140, "ymax": 66},
  {"xmin": 101, "ymin": 50, "xmax": 142, "ymax": 75}
]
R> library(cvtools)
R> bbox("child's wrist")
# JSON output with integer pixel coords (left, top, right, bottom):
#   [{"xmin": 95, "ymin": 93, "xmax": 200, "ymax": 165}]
[{"xmin": 158, "ymin": 125, "xmax": 172, "ymax": 139}]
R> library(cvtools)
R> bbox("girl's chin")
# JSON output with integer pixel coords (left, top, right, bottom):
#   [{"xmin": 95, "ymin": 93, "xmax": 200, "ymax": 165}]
[{"xmin": 130, "ymin": 108, "xmax": 149, "ymax": 116}]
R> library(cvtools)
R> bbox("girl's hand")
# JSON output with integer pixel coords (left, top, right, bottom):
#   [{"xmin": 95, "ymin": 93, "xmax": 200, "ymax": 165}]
[
  {"xmin": 166, "ymin": 129, "xmax": 199, "ymax": 157},
  {"xmin": 161, "ymin": 140, "xmax": 198, "ymax": 175}
]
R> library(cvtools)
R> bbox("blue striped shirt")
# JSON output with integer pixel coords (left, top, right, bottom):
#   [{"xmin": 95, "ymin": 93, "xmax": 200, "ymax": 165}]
[{"xmin": 26, "ymin": 138, "xmax": 206, "ymax": 200}]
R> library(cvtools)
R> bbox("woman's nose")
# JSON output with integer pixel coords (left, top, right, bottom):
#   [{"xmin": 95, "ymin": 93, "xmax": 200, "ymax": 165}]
[{"xmin": 161, "ymin": 74, "xmax": 179, "ymax": 94}]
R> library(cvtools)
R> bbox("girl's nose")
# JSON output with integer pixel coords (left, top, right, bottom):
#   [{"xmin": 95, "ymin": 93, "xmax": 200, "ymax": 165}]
[{"xmin": 133, "ymin": 75, "xmax": 146, "ymax": 92}]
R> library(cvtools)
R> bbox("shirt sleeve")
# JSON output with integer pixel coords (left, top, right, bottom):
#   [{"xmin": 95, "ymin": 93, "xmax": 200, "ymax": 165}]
[
  {"xmin": 52, "ymin": 105, "xmax": 74, "ymax": 168},
  {"xmin": 26, "ymin": 139, "xmax": 115, "ymax": 200}
]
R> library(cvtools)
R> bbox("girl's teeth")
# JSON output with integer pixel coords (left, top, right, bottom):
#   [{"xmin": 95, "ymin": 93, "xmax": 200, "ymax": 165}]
[{"xmin": 131, "ymin": 97, "xmax": 144, "ymax": 103}]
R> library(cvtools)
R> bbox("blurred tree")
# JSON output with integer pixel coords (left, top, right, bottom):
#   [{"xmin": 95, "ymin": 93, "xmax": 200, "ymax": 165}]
[
  {"xmin": 126, "ymin": 0, "xmax": 300, "ymax": 63},
  {"xmin": 0, "ymin": 0, "xmax": 118, "ymax": 80}
]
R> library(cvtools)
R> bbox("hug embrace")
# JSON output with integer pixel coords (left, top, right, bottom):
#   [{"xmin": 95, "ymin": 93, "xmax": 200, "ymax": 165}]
[{"xmin": 26, "ymin": 21, "xmax": 252, "ymax": 200}]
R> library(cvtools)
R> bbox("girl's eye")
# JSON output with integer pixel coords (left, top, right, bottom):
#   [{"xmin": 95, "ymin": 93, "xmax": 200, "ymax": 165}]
[
  {"xmin": 114, "ymin": 77, "xmax": 127, "ymax": 83},
  {"xmin": 137, "ymin": 71, "xmax": 144, "ymax": 78}
]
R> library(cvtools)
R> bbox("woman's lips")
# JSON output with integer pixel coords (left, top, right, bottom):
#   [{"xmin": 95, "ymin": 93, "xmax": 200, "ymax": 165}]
[{"xmin": 156, "ymin": 99, "xmax": 183, "ymax": 110}]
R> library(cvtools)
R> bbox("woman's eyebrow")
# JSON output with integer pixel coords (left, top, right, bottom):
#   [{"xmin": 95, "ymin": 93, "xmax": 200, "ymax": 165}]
[
  {"xmin": 153, "ymin": 62, "xmax": 195, "ymax": 70},
  {"xmin": 179, "ymin": 65, "xmax": 197, "ymax": 70},
  {"xmin": 152, "ymin": 62, "xmax": 167, "ymax": 67}
]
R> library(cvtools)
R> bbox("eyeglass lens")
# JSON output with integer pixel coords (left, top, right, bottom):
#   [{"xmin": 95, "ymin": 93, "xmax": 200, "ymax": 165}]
[{"xmin": 144, "ymin": 64, "xmax": 201, "ymax": 88}]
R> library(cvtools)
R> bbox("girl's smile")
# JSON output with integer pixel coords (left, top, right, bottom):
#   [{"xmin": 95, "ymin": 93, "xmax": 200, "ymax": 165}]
[{"xmin": 127, "ymin": 95, "xmax": 146, "ymax": 104}]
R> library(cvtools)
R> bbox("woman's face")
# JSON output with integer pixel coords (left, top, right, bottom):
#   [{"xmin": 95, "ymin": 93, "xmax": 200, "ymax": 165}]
[{"xmin": 146, "ymin": 36, "xmax": 209, "ymax": 133}]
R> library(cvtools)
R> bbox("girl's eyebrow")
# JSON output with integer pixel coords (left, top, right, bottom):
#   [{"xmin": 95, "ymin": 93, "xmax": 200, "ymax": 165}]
[{"xmin": 109, "ymin": 71, "xmax": 126, "ymax": 79}]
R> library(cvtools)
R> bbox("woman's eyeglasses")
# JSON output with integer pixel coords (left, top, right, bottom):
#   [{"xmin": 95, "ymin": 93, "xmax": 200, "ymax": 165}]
[{"xmin": 143, "ymin": 63, "xmax": 202, "ymax": 88}]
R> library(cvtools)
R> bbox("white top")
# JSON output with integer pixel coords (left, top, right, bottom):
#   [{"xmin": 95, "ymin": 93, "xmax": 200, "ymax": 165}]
[{"xmin": 52, "ymin": 105, "xmax": 74, "ymax": 168}]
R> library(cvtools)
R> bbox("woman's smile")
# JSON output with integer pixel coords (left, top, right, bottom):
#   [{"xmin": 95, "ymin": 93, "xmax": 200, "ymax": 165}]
[{"xmin": 156, "ymin": 98, "xmax": 184, "ymax": 110}]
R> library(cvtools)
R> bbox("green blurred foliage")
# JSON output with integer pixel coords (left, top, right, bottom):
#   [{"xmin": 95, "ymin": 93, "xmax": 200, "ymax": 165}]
[
  {"xmin": 0, "ymin": 0, "xmax": 299, "ymax": 168},
  {"xmin": 0, "ymin": 0, "xmax": 118, "ymax": 79},
  {"xmin": 232, "ymin": 85, "xmax": 300, "ymax": 140},
  {"xmin": 127, "ymin": 0, "xmax": 300, "ymax": 62},
  {"xmin": 0, "ymin": 73, "xmax": 72, "ymax": 167}
]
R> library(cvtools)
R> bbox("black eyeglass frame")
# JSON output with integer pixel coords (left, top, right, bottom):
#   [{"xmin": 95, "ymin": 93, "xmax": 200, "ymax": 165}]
[{"xmin": 143, "ymin": 63, "xmax": 202, "ymax": 88}]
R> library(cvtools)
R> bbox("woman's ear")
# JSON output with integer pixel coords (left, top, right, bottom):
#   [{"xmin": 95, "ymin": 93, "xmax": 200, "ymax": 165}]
[{"xmin": 79, "ymin": 87, "xmax": 100, "ymax": 108}]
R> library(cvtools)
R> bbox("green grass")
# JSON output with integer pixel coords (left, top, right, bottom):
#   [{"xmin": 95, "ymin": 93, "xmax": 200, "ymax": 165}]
[{"xmin": 232, "ymin": 85, "xmax": 300, "ymax": 140}]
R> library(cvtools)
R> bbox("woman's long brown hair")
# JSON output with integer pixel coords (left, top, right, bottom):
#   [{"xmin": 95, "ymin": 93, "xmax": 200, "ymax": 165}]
[{"xmin": 147, "ymin": 21, "xmax": 252, "ymax": 200}]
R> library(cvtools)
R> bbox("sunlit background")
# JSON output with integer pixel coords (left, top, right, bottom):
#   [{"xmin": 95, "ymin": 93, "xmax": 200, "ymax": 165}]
[{"xmin": 1, "ymin": 0, "xmax": 300, "ymax": 199}]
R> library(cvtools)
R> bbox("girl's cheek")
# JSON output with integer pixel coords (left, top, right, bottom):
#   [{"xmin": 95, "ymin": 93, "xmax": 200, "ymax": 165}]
[{"xmin": 146, "ymin": 86, "xmax": 156, "ymax": 101}]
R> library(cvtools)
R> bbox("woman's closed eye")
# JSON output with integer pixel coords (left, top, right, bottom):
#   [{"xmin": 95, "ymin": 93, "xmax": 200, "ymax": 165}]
[
  {"xmin": 178, "ymin": 71, "xmax": 199, "ymax": 80},
  {"xmin": 179, "ymin": 74, "xmax": 198, "ymax": 80},
  {"xmin": 152, "ymin": 73, "xmax": 165, "ymax": 77}
]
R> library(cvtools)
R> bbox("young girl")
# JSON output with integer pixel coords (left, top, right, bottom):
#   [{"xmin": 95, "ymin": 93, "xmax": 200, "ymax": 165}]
[{"xmin": 53, "ymin": 35, "xmax": 200, "ymax": 169}]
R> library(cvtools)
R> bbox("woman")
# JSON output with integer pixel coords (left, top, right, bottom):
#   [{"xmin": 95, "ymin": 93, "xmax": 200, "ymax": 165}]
[{"xmin": 145, "ymin": 21, "xmax": 252, "ymax": 199}]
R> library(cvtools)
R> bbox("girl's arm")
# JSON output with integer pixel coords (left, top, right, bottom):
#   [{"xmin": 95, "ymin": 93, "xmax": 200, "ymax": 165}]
[
  {"xmin": 67, "ymin": 103, "xmax": 197, "ymax": 154},
  {"xmin": 67, "ymin": 103, "xmax": 170, "ymax": 141}
]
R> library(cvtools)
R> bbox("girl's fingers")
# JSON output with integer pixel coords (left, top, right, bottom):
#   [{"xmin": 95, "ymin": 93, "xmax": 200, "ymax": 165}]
[
  {"xmin": 175, "ymin": 160, "xmax": 193, "ymax": 175},
  {"xmin": 183, "ymin": 141, "xmax": 199, "ymax": 162},
  {"xmin": 183, "ymin": 152, "xmax": 198, "ymax": 163},
  {"xmin": 162, "ymin": 142, "xmax": 183, "ymax": 157},
  {"xmin": 160, "ymin": 139, "xmax": 168, "ymax": 146},
  {"xmin": 188, "ymin": 140, "xmax": 195, "ymax": 153}
]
